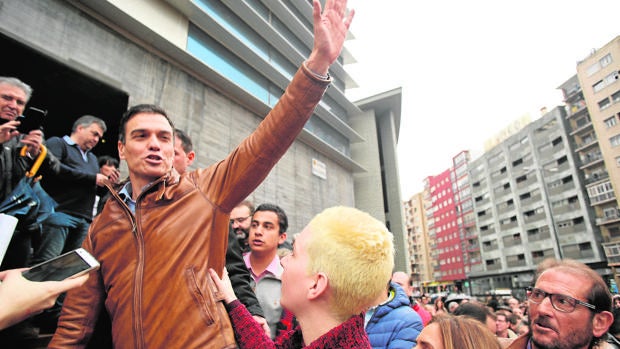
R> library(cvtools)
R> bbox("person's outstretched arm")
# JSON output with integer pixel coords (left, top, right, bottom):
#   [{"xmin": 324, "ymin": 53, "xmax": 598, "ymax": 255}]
[{"xmin": 0, "ymin": 268, "xmax": 88, "ymax": 330}]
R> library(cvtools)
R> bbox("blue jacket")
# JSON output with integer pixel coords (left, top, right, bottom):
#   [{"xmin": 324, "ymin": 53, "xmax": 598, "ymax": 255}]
[{"xmin": 365, "ymin": 282, "xmax": 424, "ymax": 349}]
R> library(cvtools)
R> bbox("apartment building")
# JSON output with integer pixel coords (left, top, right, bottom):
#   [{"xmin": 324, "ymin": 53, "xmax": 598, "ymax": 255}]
[
  {"xmin": 468, "ymin": 107, "xmax": 606, "ymax": 296},
  {"xmin": 423, "ymin": 168, "xmax": 467, "ymax": 292},
  {"xmin": 568, "ymin": 36, "xmax": 620, "ymax": 285},
  {"xmin": 404, "ymin": 192, "xmax": 434, "ymax": 288}
]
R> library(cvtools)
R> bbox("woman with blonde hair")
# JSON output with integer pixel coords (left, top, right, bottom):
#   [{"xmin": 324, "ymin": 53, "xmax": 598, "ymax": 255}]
[{"xmin": 416, "ymin": 315, "xmax": 502, "ymax": 349}]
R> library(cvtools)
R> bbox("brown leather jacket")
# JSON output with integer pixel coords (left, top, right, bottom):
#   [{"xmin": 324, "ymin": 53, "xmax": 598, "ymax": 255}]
[{"xmin": 49, "ymin": 65, "xmax": 330, "ymax": 348}]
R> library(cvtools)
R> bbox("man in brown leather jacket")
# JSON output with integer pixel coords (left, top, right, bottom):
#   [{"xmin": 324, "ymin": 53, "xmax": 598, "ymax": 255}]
[{"xmin": 49, "ymin": 0, "xmax": 354, "ymax": 347}]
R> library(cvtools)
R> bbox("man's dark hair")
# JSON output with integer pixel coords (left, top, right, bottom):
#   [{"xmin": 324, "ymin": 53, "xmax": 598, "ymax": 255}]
[
  {"xmin": 454, "ymin": 302, "xmax": 494, "ymax": 324},
  {"xmin": 254, "ymin": 203, "xmax": 288, "ymax": 234},
  {"xmin": 118, "ymin": 104, "xmax": 173, "ymax": 143},
  {"xmin": 174, "ymin": 128, "xmax": 193, "ymax": 153},
  {"xmin": 98, "ymin": 155, "xmax": 119, "ymax": 168}
]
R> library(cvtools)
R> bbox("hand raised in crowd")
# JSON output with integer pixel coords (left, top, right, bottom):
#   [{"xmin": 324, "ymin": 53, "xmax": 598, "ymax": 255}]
[
  {"xmin": 306, "ymin": 0, "xmax": 355, "ymax": 75},
  {"xmin": 0, "ymin": 120, "xmax": 20, "ymax": 144},
  {"xmin": 0, "ymin": 268, "xmax": 89, "ymax": 330}
]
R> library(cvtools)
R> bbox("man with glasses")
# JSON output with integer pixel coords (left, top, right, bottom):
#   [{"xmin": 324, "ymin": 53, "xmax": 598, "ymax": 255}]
[
  {"xmin": 230, "ymin": 200, "xmax": 254, "ymax": 252},
  {"xmin": 507, "ymin": 258, "xmax": 614, "ymax": 349}
]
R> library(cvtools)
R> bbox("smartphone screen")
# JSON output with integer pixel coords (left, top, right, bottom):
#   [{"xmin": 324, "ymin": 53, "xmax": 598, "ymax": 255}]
[
  {"xmin": 16, "ymin": 107, "xmax": 46, "ymax": 134},
  {"xmin": 23, "ymin": 249, "xmax": 99, "ymax": 282}
]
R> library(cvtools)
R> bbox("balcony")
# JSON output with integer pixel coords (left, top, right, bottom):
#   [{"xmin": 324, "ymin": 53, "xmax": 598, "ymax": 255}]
[
  {"xmin": 574, "ymin": 139, "xmax": 599, "ymax": 152},
  {"xmin": 527, "ymin": 230, "xmax": 551, "ymax": 242},
  {"xmin": 585, "ymin": 172, "xmax": 609, "ymax": 185},
  {"xmin": 506, "ymin": 257, "xmax": 527, "ymax": 268},
  {"xmin": 552, "ymin": 202, "xmax": 581, "ymax": 215},
  {"xmin": 603, "ymin": 241, "xmax": 620, "ymax": 266},
  {"xmin": 557, "ymin": 222, "xmax": 586, "ymax": 236},
  {"xmin": 590, "ymin": 191, "xmax": 617, "ymax": 205},
  {"xmin": 579, "ymin": 152, "xmax": 603, "ymax": 168},
  {"xmin": 482, "ymin": 242, "xmax": 499, "ymax": 252},
  {"xmin": 597, "ymin": 208, "xmax": 620, "ymax": 225}
]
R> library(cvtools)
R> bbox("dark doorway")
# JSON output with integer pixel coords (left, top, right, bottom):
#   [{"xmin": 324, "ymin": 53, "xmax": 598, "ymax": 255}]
[{"xmin": 2, "ymin": 32, "xmax": 128, "ymax": 158}]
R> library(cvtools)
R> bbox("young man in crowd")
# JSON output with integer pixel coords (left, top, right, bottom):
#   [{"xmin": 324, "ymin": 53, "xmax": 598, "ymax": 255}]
[
  {"xmin": 391, "ymin": 270, "xmax": 432, "ymax": 325},
  {"xmin": 244, "ymin": 203, "xmax": 290, "ymax": 339}
]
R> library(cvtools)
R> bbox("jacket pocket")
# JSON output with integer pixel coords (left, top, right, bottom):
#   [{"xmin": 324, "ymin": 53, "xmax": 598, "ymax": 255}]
[{"xmin": 185, "ymin": 266, "xmax": 215, "ymax": 326}]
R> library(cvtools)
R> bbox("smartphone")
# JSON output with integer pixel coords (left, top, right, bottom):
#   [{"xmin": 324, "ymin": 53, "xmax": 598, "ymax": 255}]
[
  {"xmin": 22, "ymin": 248, "xmax": 100, "ymax": 282},
  {"xmin": 16, "ymin": 107, "xmax": 47, "ymax": 134}
]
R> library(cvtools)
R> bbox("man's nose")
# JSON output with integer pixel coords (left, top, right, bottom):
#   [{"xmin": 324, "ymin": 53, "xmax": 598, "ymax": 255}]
[{"xmin": 147, "ymin": 134, "xmax": 161, "ymax": 149}]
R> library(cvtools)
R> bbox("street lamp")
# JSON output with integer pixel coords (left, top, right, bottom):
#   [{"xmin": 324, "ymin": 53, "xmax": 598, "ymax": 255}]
[{"xmin": 522, "ymin": 166, "xmax": 563, "ymax": 259}]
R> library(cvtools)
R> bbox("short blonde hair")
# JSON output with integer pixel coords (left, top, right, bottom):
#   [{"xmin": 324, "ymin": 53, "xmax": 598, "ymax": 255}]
[{"xmin": 306, "ymin": 206, "xmax": 394, "ymax": 320}]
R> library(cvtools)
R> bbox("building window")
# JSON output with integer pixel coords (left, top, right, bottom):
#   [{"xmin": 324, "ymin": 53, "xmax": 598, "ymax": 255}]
[
  {"xmin": 611, "ymin": 134, "xmax": 620, "ymax": 148},
  {"xmin": 616, "ymin": 156, "xmax": 620, "ymax": 167},
  {"xmin": 599, "ymin": 98, "xmax": 611, "ymax": 111},
  {"xmin": 605, "ymin": 115, "xmax": 618, "ymax": 128},
  {"xmin": 593, "ymin": 71, "xmax": 619, "ymax": 94},
  {"xmin": 612, "ymin": 90, "xmax": 620, "ymax": 104},
  {"xmin": 601, "ymin": 53, "xmax": 613, "ymax": 67}
]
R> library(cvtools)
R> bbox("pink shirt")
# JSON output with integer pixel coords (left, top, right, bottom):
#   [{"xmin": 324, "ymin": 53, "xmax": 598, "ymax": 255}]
[{"xmin": 243, "ymin": 253, "xmax": 282, "ymax": 283}]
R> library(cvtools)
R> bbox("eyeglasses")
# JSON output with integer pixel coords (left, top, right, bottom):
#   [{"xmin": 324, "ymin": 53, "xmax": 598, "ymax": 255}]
[
  {"xmin": 526, "ymin": 286, "xmax": 596, "ymax": 313},
  {"xmin": 229, "ymin": 216, "xmax": 250, "ymax": 225}
]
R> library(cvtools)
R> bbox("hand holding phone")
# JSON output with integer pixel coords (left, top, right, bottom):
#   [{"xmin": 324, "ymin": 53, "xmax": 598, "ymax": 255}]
[
  {"xmin": 16, "ymin": 107, "xmax": 46, "ymax": 134},
  {"xmin": 23, "ymin": 248, "xmax": 99, "ymax": 282}
]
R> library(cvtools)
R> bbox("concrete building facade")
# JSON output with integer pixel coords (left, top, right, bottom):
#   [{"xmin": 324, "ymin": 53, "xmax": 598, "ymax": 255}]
[
  {"xmin": 0, "ymin": 0, "xmax": 407, "ymax": 258},
  {"xmin": 468, "ymin": 107, "xmax": 606, "ymax": 297}
]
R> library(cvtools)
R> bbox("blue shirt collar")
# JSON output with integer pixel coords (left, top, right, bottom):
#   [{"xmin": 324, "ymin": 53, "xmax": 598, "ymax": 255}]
[{"xmin": 119, "ymin": 182, "xmax": 136, "ymax": 213}]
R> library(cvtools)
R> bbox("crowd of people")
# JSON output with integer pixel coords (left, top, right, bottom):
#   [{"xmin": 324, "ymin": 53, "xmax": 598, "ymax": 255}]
[{"xmin": 2, "ymin": 0, "xmax": 620, "ymax": 348}]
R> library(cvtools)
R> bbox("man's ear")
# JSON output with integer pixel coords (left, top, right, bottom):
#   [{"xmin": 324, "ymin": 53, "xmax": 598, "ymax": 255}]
[
  {"xmin": 187, "ymin": 150, "xmax": 196, "ymax": 165},
  {"xmin": 307, "ymin": 272, "xmax": 328, "ymax": 300},
  {"xmin": 592, "ymin": 310, "xmax": 614, "ymax": 338},
  {"xmin": 118, "ymin": 141, "xmax": 126, "ymax": 160},
  {"xmin": 278, "ymin": 232, "xmax": 287, "ymax": 245}
]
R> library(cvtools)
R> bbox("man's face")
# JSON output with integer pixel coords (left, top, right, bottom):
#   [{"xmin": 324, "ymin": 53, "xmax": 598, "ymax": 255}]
[
  {"xmin": 230, "ymin": 205, "xmax": 252, "ymax": 240},
  {"xmin": 495, "ymin": 314, "xmax": 510, "ymax": 334},
  {"xmin": 118, "ymin": 113, "xmax": 174, "ymax": 188},
  {"xmin": 75, "ymin": 123, "xmax": 104, "ymax": 151},
  {"xmin": 391, "ymin": 272, "xmax": 413, "ymax": 297},
  {"xmin": 173, "ymin": 135, "xmax": 195, "ymax": 175},
  {"xmin": 0, "ymin": 83, "xmax": 27, "ymax": 121},
  {"xmin": 528, "ymin": 269, "xmax": 596, "ymax": 349},
  {"xmin": 249, "ymin": 210, "xmax": 286, "ymax": 255},
  {"xmin": 100, "ymin": 163, "xmax": 118, "ymax": 177},
  {"xmin": 508, "ymin": 298, "xmax": 519, "ymax": 308}
]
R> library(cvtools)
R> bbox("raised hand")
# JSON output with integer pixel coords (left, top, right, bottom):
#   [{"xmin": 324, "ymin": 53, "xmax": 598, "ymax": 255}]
[{"xmin": 306, "ymin": 0, "xmax": 355, "ymax": 75}]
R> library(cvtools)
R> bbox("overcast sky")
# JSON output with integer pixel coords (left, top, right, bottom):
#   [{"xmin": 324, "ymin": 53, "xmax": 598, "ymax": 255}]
[{"xmin": 343, "ymin": 0, "xmax": 620, "ymax": 199}]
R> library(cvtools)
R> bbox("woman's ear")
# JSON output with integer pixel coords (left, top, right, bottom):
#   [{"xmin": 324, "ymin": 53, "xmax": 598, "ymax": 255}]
[
  {"xmin": 307, "ymin": 272, "xmax": 328, "ymax": 300},
  {"xmin": 592, "ymin": 310, "xmax": 614, "ymax": 338}
]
